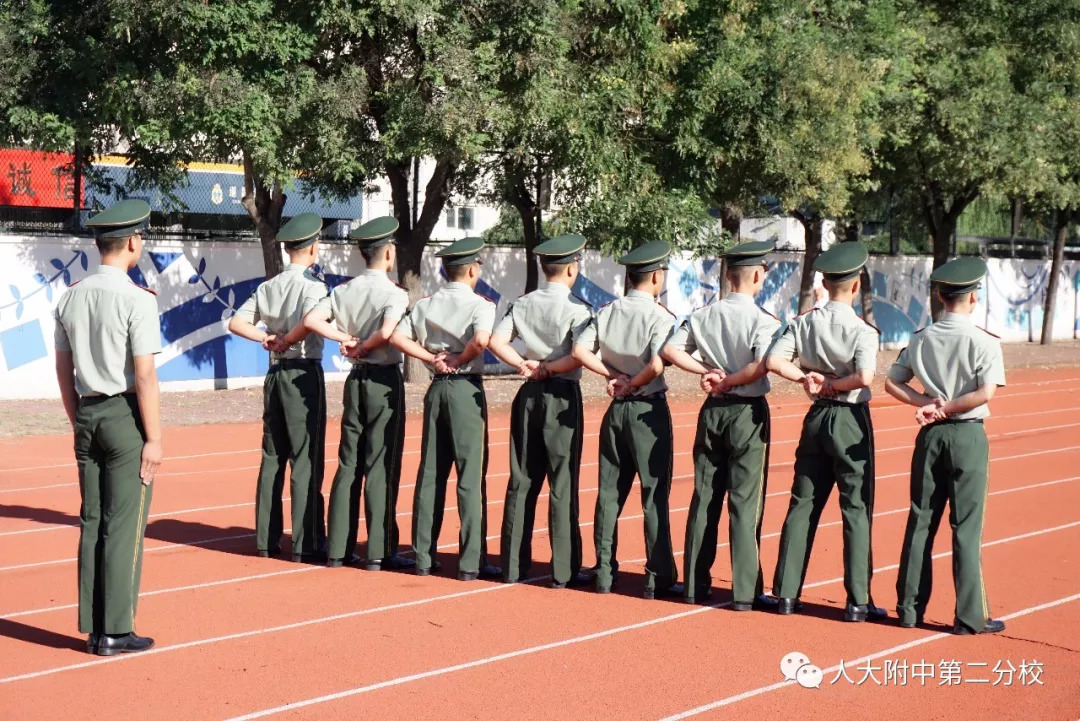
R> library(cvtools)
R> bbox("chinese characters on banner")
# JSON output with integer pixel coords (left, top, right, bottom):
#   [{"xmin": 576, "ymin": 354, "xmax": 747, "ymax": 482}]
[
  {"xmin": 0, "ymin": 149, "xmax": 81, "ymax": 209},
  {"xmin": 830, "ymin": 658, "xmax": 1045, "ymax": 687}
]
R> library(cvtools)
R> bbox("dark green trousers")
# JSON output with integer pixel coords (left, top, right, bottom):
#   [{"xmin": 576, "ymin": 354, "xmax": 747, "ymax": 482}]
[
  {"xmin": 500, "ymin": 378, "xmax": 584, "ymax": 584},
  {"xmin": 74, "ymin": 394, "xmax": 153, "ymax": 635},
  {"xmin": 593, "ymin": 396, "xmax": 677, "ymax": 592},
  {"xmin": 255, "ymin": 360, "xmax": 327, "ymax": 556},
  {"xmin": 412, "ymin": 375, "xmax": 492, "ymax": 573},
  {"xmin": 773, "ymin": 401, "xmax": 876, "ymax": 606},
  {"xmin": 684, "ymin": 395, "xmax": 770, "ymax": 603},
  {"xmin": 896, "ymin": 421, "xmax": 990, "ymax": 630},
  {"xmin": 326, "ymin": 364, "xmax": 405, "ymax": 562}
]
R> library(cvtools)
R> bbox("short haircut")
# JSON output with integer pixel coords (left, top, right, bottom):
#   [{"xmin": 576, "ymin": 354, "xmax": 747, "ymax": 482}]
[
  {"xmin": 360, "ymin": 247, "xmax": 378, "ymax": 264},
  {"xmin": 822, "ymin": 275, "xmax": 857, "ymax": 293},
  {"xmin": 445, "ymin": 261, "xmax": 472, "ymax": 281},
  {"xmin": 95, "ymin": 235, "xmax": 130, "ymax": 256},
  {"xmin": 939, "ymin": 288, "xmax": 973, "ymax": 304},
  {"xmin": 628, "ymin": 269, "xmax": 656, "ymax": 287},
  {"xmin": 725, "ymin": 264, "xmax": 759, "ymax": 284},
  {"xmin": 541, "ymin": 261, "xmax": 567, "ymax": 279}
]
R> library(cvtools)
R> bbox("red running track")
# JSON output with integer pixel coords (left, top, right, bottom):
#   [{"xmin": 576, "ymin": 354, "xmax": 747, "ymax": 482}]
[{"xmin": 1, "ymin": 368, "xmax": 1079, "ymax": 720}]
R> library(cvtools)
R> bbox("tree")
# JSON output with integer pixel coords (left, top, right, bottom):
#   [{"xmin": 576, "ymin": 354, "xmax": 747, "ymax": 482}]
[
  {"xmin": 479, "ymin": 0, "xmax": 712, "ymax": 292},
  {"xmin": 662, "ymin": 0, "xmax": 908, "ymax": 312},
  {"xmin": 874, "ymin": 0, "xmax": 1079, "ymax": 319}
]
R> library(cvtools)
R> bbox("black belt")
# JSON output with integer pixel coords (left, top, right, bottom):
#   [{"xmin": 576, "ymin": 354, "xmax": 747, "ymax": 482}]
[
  {"xmin": 432, "ymin": 373, "xmax": 481, "ymax": 382},
  {"xmin": 613, "ymin": 391, "xmax": 666, "ymax": 402},
  {"xmin": 269, "ymin": 358, "xmax": 320, "ymax": 369},
  {"xmin": 813, "ymin": 398, "xmax": 867, "ymax": 408},
  {"xmin": 709, "ymin": 393, "xmax": 765, "ymax": 404},
  {"xmin": 526, "ymin": 376, "xmax": 579, "ymax": 386},
  {"xmin": 80, "ymin": 392, "xmax": 135, "ymax": 404},
  {"xmin": 930, "ymin": 418, "xmax": 984, "ymax": 425},
  {"xmin": 349, "ymin": 363, "xmax": 399, "ymax": 376}
]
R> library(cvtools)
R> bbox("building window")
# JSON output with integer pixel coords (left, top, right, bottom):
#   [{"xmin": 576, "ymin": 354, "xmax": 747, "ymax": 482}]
[
  {"xmin": 445, "ymin": 206, "xmax": 474, "ymax": 230},
  {"xmin": 458, "ymin": 207, "xmax": 474, "ymax": 231}
]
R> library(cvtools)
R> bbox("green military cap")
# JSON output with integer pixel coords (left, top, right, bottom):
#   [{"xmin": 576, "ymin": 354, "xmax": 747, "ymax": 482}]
[
  {"xmin": 617, "ymin": 240, "xmax": 671, "ymax": 273},
  {"xmin": 931, "ymin": 256, "xmax": 987, "ymax": 295},
  {"xmin": 534, "ymin": 233, "xmax": 586, "ymax": 264},
  {"xmin": 349, "ymin": 215, "xmax": 399, "ymax": 248},
  {"xmin": 814, "ymin": 241, "xmax": 868, "ymax": 281},
  {"xmin": 436, "ymin": 236, "xmax": 485, "ymax": 266},
  {"xmin": 724, "ymin": 240, "xmax": 774, "ymax": 267},
  {"xmin": 277, "ymin": 212, "xmax": 323, "ymax": 250},
  {"xmin": 85, "ymin": 199, "xmax": 151, "ymax": 239}
]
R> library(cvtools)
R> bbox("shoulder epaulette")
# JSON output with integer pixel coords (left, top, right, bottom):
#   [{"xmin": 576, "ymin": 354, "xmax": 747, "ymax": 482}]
[
  {"xmin": 758, "ymin": 306, "xmax": 779, "ymax": 321},
  {"xmin": 912, "ymin": 326, "xmax": 927, "ymax": 335},
  {"xmin": 657, "ymin": 302, "xmax": 675, "ymax": 317},
  {"xmin": 571, "ymin": 292, "xmax": 593, "ymax": 309},
  {"xmin": 977, "ymin": 326, "xmax": 1000, "ymax": 339},
  {"xmin": 132, "ymin": 283, "xmax": 157, "ymax": 296},
  {"xmin": 478, "ymin": 294, "xmax": 496, "ymax": 304},
  {"xmin": 392, "ymin": 280, "xmax": 408, "ymax": 292},
  {"xmin": 862, "ymin": 318, "xmax": 880, "ymax": 334},
  {"xmin": 796, "ymin": 307, "xmax": 820, "ymax": 318}
]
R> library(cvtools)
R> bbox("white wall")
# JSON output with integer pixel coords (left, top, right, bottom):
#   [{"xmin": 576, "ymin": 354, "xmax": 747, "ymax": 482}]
[{"xmin": 2, "ymin": 234, "xmax": 1077, "ymax": 399}]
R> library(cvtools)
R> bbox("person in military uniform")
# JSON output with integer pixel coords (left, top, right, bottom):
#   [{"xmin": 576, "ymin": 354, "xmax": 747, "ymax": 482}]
[
  {"xmin": 228, "ymin": 213, "xmax": 329, "ymax": 563},
  {"xmin": 766, "ymin": 241, "xmax": 885, "ymax": 621},
  {"xmin": 390, "ymin": 236, "xmax": 501, "ymax": 581},
  {"xmin": 661, "ymin": 241, "xmax": 781, "ymax": 609},
  {"xmin": 301, "ymin": 216, "xmax": 415, "ymax": 571},
  {"xmin": 885, "ymin": 257, "xmax": 1006, "ymax": 635},
  {"xmin": 488, "ymin": 234, "xmax": 593, "ymax": 589},
  {"xmin": 54, "ymin": 199, "xmax": 162, "ymax": 656},
  {"xmin": 572, "ymin": 240, "xmax": 681, "ymax": 599}
]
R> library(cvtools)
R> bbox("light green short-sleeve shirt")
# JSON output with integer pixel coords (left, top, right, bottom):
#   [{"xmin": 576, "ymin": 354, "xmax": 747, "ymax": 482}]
[
  {"xmin": 887, "ymin": 312, "xmax": 1006, "ymax": 420},
  {"xmin": 315, "ymin": 269, "xmax": 408, "ymax": 366},
  {"xmin": 235, "ymin": 263, "xmax": 327, "ymax": 361},
  {"xmin": 54, "ymin": 265, "xmax": 162, "ymax": 397},
  {"xmin": 396, "ymin": 282, "xmax": 496, "ymax": 375},
  {"xmin": 667, "ymin": 292, "xmax": 781, "ymax": 398},
  {"xmin": 493, "ymin": 282, "xmax": 593, "ymax": 381},
  {"xmin": 574, "ymin": 289, "xmax": 675, "ymax": 396},
  {"xmin": 768, "ymin": 300, "xmax": 879, "ymax": 404}
]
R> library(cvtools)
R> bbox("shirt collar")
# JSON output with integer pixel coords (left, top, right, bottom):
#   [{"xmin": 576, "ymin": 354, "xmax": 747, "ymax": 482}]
[
  {"xmin": 444, "ymin": 281, "xmax": 473, "ymax": 293},
  {"xmin": 362, "ymin": 269, "xmax": 387, "ymax": 278},
  {"xmin": 626, "ymin": 289, "xmax": 656, "ymax": 301},
  {"xmin": 285, "ymin": 263, "xmax": 308, "ymax": 273},
  {"xmin": 541, "ymin": 281, "xmax": 572, "ymax": 295},
  {"xmin": 938, "ymin": 311, "xmax": 972, "ymax": 325},
  {"xmin": 826, "ymin": 300, "xmax": 856, "ymax": 316},
  {"xmin": 725, "ymin": 292, "xmax": 756, "ymax": 305},
  {"xmin": 96, "ymin": 265, "xmax": 130, "ymax": 279}
]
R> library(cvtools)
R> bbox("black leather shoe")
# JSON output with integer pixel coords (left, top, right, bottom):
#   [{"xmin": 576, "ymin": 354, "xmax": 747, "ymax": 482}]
[
  {"xmin": 551, "ymin": 571, "xmax": 592, "ymax": 589},
  {"xmin": 954, "ymin": 618, "xmax": 1006, "ymax": 635},
  {"xmin": 292, "ymin": 550, "xmax": 327, "ymax": 564},
  {"xmin": 899, "ymin": 612, "xmax": 925, "ymax": 629},
  {"xmin": 776, "ymin": 598, "xmax": 803, "ymax": 615},
  {"xmin": 416, "ymin": 560, "xmax": 443, "ymax": 576},
  {"xmin": 685, "ymin": 588, "xmax": 713, "ymax": 605},
  {"xmin": 733, "ymin": 594, "xmax": 779, "ymax": 612},
  {"xmin": 377, "ymin": 555, "xmax": 417, "ymax": 572},
  {"xmin": 327, "ymin": 553, "xmax": 363, "ymax": 568},
  {"xmin": 644, "ymin": 583, "xmax": 684, "ymax": 601},
  {"xmin": 478, "ymin": 563, "xmax": 502, "ymax": 579},
  {"xmin": 256, "ymin": 548, "xmax": 281, "ymax": 559},
  {"xmin": 594, "ymin": 570, "xmax": 619, "ymax": 594},
  {"xmin": 96, "ymin": 633, "xmax": 155, "ymax": 656},
  {"xmin": 845, "ymin": 603, "xmax": 889, "ymax": 622},
  {"xmin": 86, "ymin": 633, "xmax": 100, "ymax": 654}
]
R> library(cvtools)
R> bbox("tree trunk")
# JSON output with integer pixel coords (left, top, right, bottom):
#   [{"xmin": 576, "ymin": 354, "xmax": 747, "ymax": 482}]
[
  {"xmin": 717, "ymin": 203, "xmax": 742, "ymax": 299},
  {"xmin": 929, "ymin": 221, "xmax": 955, "ymax": 321},
  {"xmin": 795, "ymin": 212, "xmax": 823, "ymax": 313},
  {"xmin": 859, "ymin": 265, "xmax": 876, "ymax": 326},
  {"xmin": 510, "ymin": 183, "xmax": 539, "ymax": 294},
  {"xmin": 388, "ymin": 157, "xmax": 457, "ymax": 382},
  {"xmin": 1011, "ymin": 198, "xmax": 1023, "ymax": 238},
  {"xmin": 240, "ymin": 150, "xmax": 286, "ymax": 278},
  {"xmin": 1041, "ymin": 212, "xmax": 1070, "ymax": 345}
]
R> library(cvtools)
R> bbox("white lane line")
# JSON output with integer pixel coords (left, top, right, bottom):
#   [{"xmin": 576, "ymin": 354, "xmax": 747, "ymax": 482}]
[
  {"xmin": 222, "ymin": 530, "xmax": 1080, "ymax": 720},
  {"xmin": 5, "ymin": 417, "xmax": 1078, "ymax": 539},
  {"xmin": 3, "ymin": 485, "xmax": 1078, "ymax": 687},
  {"xmin": 658, "ymin": 590, "xmax": 1080, "ymax": 720},
  {"xmin": 2, "ymin": 381, "xmax": 1075, "ymax": 476},
  {"xmin": 7, "ymin": 473, "xmax": 1077, "ymax": 621},
  {"xmin": 3, "ymin": 437, "xmax": 1078, "ymax": 571}
]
